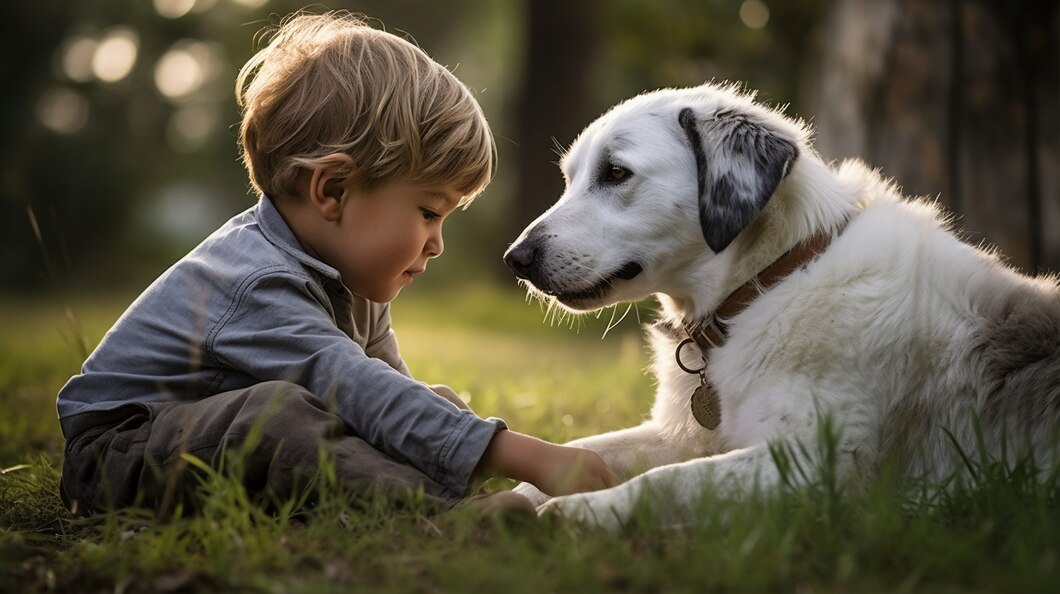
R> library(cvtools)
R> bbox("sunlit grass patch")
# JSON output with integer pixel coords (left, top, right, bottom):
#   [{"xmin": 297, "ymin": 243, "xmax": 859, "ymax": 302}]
[{"xmin": 394, "ymin": 282, "xmax": 656, "ymax": 445}]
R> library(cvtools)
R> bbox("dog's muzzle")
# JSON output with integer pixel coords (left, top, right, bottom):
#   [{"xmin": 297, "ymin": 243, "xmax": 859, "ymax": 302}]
[{"xmin": 504, "ymin": 238, "xmax": 643, "ymax": 308}]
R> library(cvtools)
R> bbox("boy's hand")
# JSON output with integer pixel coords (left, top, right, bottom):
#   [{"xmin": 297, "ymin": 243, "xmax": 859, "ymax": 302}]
[
  {"xmin": 476, "ymin": 430, "xmax": 618, "ymax": 497},
  {"xmin": 532, "ymin": 443, "xmax": 618, "ymax": 496}
]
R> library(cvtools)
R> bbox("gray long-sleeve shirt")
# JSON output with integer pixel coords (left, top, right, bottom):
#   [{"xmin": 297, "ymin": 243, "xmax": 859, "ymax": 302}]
[{"xmin": 56, "ymin": 195, "xmax": 504, "ymax": 494}]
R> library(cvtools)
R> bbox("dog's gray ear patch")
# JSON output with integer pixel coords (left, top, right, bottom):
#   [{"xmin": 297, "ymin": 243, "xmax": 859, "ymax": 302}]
[
  {"xmin": 704, "ymin": 174, "xmax": 746, "ymax": 253},
  {"xmin": 679, "ymin": 108, "xmax": 706, "ymax": 203},
  {"xmin": 680, "ymin": 107, "xmax": 798, "ymax": 253}
]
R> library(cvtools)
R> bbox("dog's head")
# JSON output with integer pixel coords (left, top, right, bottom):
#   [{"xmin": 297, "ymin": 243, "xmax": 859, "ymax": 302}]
[{"xmin": 504, "ymin": 83, "xmax": 805, "ymax": 312}]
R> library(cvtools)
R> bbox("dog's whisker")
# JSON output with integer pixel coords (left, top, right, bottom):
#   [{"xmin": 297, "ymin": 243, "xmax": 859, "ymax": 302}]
[
  {"xmin": 601, "ymin": 305, "xmax": 616, "ymax": 338},
  {"xmin": 602, "ymin": 304, "xmax": 619, "ymax": 338},
  {"xmin": 603, "ymin": 302, "xmax": 635, "ymax": 339}
]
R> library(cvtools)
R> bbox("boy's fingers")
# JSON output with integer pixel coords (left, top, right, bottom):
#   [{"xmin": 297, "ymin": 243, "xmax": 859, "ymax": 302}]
[
  {"xmin": 582, "ymin": 452, "xmax": 617, "ymax": 487},
  {"xmin": 592, "ymin": 466, "xmax": 617, "ymax": 490},
  {"xmin": 546, "ymin": 448, "xmax": 617, "ymax": 495}
]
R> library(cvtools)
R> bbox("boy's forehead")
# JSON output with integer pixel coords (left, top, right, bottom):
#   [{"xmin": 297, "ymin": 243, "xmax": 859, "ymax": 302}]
[{"xmin": 425, "ymin": 187, "xmax": 464, "ymax": 206}]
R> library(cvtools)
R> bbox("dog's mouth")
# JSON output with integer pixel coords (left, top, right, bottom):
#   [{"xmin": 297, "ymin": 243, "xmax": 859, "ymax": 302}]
[{"xmin": 545, "ymin": 261, "xmax": 643, "ymax": 308}]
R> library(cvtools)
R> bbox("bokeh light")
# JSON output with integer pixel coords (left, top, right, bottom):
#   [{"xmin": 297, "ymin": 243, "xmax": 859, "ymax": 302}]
[
  {"xmin": 60, "ymin": 35, "xmax": 98, "ymax": 83},
  {"xmin": 37, "ymin": 88, "xmax": 90, "ymax": 134},
  {"xmin": 153, "ymin": 0, "xmax": 197, "ymax": 20},
  {"xmin": 91, "ymin": 27, "xmax": 139, "ymax": 83},
  {"xmin": 155, "ymin": 46, "xmax": 203, "ymax": 99},
  {"xmin": 190, "ymin": 0, "xmax": 220, "ymax": 12},
  {"xmin": 230, "ymin": 0, "xmax": 270, "ymax": 8},
  {"xmin": 740, "ymin": 0, "xmax": 770, "ymax": 30},
  {"xmin": 153, "ymin": 40, "xmax": 223, "ymax": 101},
  {"xmin": 166, "ymin": 104, "xmax": 219, "ymax": 152}
]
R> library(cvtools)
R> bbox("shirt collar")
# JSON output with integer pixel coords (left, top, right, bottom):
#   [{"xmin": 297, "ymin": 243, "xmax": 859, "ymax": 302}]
[{"xmin": 254, "ymin": 194, "xmax": 342, "ymax": 281}]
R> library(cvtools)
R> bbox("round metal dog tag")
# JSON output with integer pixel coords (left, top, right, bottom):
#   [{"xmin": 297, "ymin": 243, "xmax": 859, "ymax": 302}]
[{"xmin": 690, "ymin": 383, "xmax": 721, "ymax": 430}]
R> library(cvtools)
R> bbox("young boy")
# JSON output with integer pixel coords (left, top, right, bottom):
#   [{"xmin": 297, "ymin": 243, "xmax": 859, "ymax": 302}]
[{"xmin": 57, "ymin": 11, "xmax": 615, "ymax": 516}]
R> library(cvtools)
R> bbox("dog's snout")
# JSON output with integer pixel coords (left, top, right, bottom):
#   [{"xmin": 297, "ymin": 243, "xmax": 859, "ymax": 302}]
[{"xmin": 503, "ymin": 242, "xmax": 537, "ymax": 279}]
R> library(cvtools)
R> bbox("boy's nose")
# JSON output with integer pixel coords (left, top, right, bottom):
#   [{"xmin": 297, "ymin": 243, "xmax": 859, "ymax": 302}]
[
  {"xmin": 426, "ymin": 230, "xmax": 444, "ymax": 258},
  {"xmin": 503, "ymin": 242, "xmax": 536, "ymax": 280}
]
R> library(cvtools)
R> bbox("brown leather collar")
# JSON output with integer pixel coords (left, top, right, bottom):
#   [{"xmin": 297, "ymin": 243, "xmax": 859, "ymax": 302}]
[{"xmin": 681, "ymin": 229, "xmax": 842, "ymax": 351}]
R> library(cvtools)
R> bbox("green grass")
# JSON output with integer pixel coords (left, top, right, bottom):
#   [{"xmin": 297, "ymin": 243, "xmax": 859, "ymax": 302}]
[{"xmin": 1, "ymin": 282, "xmax": 1059, "ymax": 593}]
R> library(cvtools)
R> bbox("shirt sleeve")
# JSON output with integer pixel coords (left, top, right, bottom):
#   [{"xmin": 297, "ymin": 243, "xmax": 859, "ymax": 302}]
[
  {"xmin": 208, "ymin": 271, "xmax": 504, "ymax": 494},
  {"xmin": 364, "ymin": 303, "xmax": 412, "ymax": 377}
]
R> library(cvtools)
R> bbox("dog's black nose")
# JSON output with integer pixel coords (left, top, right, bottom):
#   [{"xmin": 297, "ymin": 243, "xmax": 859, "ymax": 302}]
[{"xmin": 503, "ymin": 243, "xmax": 536, "ymax": 279}]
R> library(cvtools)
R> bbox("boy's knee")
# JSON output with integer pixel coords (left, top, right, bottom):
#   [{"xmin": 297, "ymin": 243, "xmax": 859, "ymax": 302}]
[
  {"xmin": 175, "ymin": 381, "xmax": 339, "ymax": 469},
  {"xmin": 241, "ymin": 381, "xmax": 330, "ymax": 418},
  {"xmin": 247, "ymin": 380, "xmax": 315, "ymax": 401},
  {"xmin": 243, "ymin": 383, "xmax": 351, "ymax": 450}
]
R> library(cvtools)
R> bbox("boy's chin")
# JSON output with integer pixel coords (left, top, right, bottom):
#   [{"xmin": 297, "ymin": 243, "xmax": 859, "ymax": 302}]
[
  {"xmin": 346, "ymin": 275, "xmax": 410, "ymax": 303},
  {"xmin": 376, "ymin": 283, "xmax": 407, "ymax": 303},
  {"xmin": 347, "ymin": 284, "xmax": 400, "ymax": 304},
  {"xmin": 367, "ymin": 289, "xmax": 401, "ymax": 303}
]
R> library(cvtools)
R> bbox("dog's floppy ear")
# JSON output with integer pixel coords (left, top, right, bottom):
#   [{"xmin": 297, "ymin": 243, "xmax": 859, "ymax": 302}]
[{"xmin": 679, "ymin": 107, "xmax": 798, "ymax": 253}]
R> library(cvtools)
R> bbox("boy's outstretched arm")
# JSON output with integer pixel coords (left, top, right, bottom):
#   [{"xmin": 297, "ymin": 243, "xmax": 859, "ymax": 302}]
[{"xmin": 476, "ymin": 429, "xmax": 618, "ymax": 496}]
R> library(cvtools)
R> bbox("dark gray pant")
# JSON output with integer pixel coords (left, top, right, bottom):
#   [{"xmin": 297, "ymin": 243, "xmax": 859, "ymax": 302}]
[{"xmin": 60, "ymin": 381, "xmax": 463, "ymax": 515}]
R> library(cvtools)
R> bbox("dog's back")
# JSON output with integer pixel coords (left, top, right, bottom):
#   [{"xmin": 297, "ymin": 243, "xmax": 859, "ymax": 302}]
[{"xmin": 815, "ymin": 161, "xmax": 1060, "ymax": 479}]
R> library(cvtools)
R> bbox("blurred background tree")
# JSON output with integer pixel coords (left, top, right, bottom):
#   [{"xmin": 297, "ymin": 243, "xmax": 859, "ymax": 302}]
[
  {"xmin": 809, "ymin": 0, "xmax": 1059, "ymax": 272},
  {"xmin": 2, "ymin": 0, "xmax": 1056, "ymax": 294}
]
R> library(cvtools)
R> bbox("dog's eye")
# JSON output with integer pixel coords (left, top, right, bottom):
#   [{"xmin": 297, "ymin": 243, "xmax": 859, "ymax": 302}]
[{"xmin": 602, "ymin": 165, "xmax": 632, "ymax": 184}]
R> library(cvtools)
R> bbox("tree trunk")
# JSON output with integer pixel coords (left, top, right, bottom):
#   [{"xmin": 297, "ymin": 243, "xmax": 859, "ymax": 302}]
[
  {"xmin": 807, "ymin": 0, "xmax": 1059, "ymax": 273},
  {"xmin": 511, "ymin": 0, "xmax": 601, "ymax": 237}
]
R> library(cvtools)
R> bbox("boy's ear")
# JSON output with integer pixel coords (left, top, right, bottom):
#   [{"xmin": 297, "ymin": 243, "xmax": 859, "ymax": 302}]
[{"xmin": 307, "ymin": 153, "xmax": 356, "ymax": 222}]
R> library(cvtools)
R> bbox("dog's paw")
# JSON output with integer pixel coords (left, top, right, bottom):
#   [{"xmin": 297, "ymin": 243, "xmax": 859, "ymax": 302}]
[
  {"xmin": 537, "ymin": 491, "xmax": 629, "ymax": 532},
  {"xmin": 511, "ymin": 481, "xmax": 551, "ymax": 507}
]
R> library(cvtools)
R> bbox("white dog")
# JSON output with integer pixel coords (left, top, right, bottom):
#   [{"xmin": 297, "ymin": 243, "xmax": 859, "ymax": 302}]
[{"xmin": 503, "ymin": 82, "xmax": 1060, "ymax": 531}]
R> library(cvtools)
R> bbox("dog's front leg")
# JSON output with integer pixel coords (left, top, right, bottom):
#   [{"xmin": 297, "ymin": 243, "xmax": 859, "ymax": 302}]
[
  {"xmin": 538, "ymin": 444, "xmax": 778, "ymax": 532},
  {"xmin": 512, "ymin": 421, "xmax": 708, "ymax": 506}
]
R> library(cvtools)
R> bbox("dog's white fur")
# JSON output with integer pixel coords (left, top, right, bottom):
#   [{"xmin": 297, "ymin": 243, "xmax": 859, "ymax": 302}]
[{"xmin": 504, "ymin": 83, "xmax": 1060, "ymax": 530}]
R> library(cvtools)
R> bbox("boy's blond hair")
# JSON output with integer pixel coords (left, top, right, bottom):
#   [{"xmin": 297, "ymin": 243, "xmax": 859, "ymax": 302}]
[{"xmin": 236, "ymin": 11, "xmax": 496, "ymax": 203}]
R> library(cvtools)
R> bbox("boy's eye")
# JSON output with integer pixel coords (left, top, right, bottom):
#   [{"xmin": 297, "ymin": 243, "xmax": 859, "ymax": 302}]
[{"xmin": 421, "ymin": 208, "xmax": 440, "ymax": 221}]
